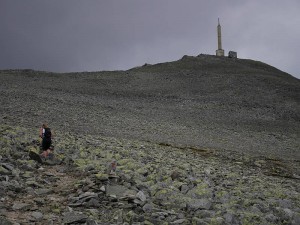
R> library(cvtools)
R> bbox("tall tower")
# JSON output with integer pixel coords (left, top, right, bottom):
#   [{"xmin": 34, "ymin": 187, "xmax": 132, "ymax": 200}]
[{"xmin": 216, "ymin": 18, "xmax": 224, "ymax": 56}]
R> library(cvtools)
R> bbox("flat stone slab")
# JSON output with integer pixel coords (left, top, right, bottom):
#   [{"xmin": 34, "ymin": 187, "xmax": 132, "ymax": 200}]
[
  {"xmin": 106, "ymin": 184, "xmax": 130, "ymax": 198},
  {"xmin": 31, "ymin": 211, "xmax": 43, "ymax": 221},
  {"xmin": 12, "ymin": 202, "xmax": 31, "ymax": 211},
  {"xmin": 187, "ymin": 199, "xmax": 212, "ymax": 211},
  {"xmin": 62, "ymin": 212, "xmax": 88, "ymax": 224},
  {"xmin": 35, "ymin": 188, "xmax": 53, "ymax": 196}
]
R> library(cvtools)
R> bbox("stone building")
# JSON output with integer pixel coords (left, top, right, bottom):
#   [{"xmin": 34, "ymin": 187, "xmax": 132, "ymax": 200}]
[{"xmin": 228, "ymin": 51, "xmax": 237, "ymax": 58}]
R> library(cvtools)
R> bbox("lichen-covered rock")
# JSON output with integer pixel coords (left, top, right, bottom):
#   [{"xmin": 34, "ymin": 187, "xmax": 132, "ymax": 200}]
[
  {"xmin": 187, "ymin": 199, "xmax": 212, "ymax": 211},
  {"xmin": 94, "ymin": 173, "xmax": 108, "ymax": 181},
  {"xmin": 0, "ymin": 166, "xmax": 10, "ymax": 175},
  {"xmin": 187, "ymin": 183, "xmax": 213, "ymax": 199}
]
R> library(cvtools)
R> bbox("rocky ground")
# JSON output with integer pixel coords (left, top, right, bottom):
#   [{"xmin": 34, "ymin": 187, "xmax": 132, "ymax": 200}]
[
  {"xmin": 1, "ymin": 125, "xmax": 299, "ymax": 225},
  {"xmin": 0, "ymin": 55, "xmax": 299, "ymax": 224}
]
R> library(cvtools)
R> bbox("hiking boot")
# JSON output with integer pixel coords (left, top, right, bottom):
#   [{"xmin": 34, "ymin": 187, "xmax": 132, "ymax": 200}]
[{"xmin": 48, "ymin": 153, "xmax": 54, "ymax": 160}]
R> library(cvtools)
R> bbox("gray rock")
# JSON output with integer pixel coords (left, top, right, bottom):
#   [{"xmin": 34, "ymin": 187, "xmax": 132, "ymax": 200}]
[
  {"xmin": 136, "ymin": 191, "xmax": 146, "ymax": 202},
  {"xmin": 171, "ymin": 171, "xmax": 181, "ymax": 180},
  {"xmin": 143, "ymin": 203, "xmax": 154, "ymax": 213},
  {"xmin": 121, "ymin": 173, "xmax": 132, "ymax": 182},
  {"xmin": 0, "ymin": 216, "xmax": 13, "ymax": 225},
  {"xmin": 123, "ymin": 210, "xmax": 138, "ymax": 223},
  {"xmin": 78, "ymin": 192, "xmax": 98, "ymax": 202},
  {"xmin": 84, "ymin": 164, "xmax": 95, "ymax": 172},
  {"xmin": 86, "ymin": 198, "xmax": 100, "ymax": 207},
  {"xmin": 31, "ymin": 211, "xmax": 43, "ymax": 221},
  {"xmin": 1, "ymin": 163, "xmax": 14, "ymax": 171},
  {"xmin": 35, "ymin": 188, "xmax": 53, "ymax": 195},
  {"xmin": 250, "ymin": 205, "xmax": 261, "ymax": 214},
  {"xmin": 180, "ymin": 184, "xmax": 189, "ymax": 194},
  {"xmin": 265, "ymin": 213, "xmax": 278, "ymax": 223},
  {"xmin": 187, "ymin": 199, "xmax": 212, "ymax": 211},
  {"xmin": 85, "ymin": 219, "xmax": 98, "ymax": 225},
  {"xmin": 212, "ymin": 217, "xmax": 225, "ymax": 224},
  {"xmin": 170, "ymin": 218, "xmax": 188, "ymax": 224},
  {"xmin": 223, "ymin": 212, "xmax": 234, "ymax": 223},
  {"xmin": 167, "ymin": 215, "xmax": 178, "ymax": 222},
  {"xmin": 25, "ymin": 186, "xmax": 35, "ymax": 195},
  {"xmin": 68, "ymin": 202, "xmax": 85, "ymax": 207},
  {"xmin": 153, "ymin": 211, "xmax": 168, "ymax": 218},
  {"xmin": 25, "ymin": 180, "xmax": 43, "ymax": 188},
  {"xmin": 192, "ymin": 217, "xmax": 209, "ymax": 225},
  {"xmin": 12, "ymin": 202, "xmax": 31, "ymax": 211},
  {"xmin": 62, "ymin": 212, "xmax": 88, "ymax": 224},
  {"xmin": 275, "ymin": 207, "xmax": 294, "ymax": 221},
  {"xmin": 136, "ymin": 214, "xmax": 145, "ymax": 222},
  {"xmin": 187, "ymin": 185, "xmax": 213, "ymax": 198},
  {"xmin": 278, "ymin": 199, "xmax": 292, "ymax": 208},
  {"xmin": 34, "ymin": 198, "xmax": 46, "ymax": 206},
  {"xmin": 7, "ymin": 180, "xmax": 22, "ymax": 192},
  {"xmin": 177, "ymin": 213, "xmax": 185, "ymax": 219},
  {"xmin": 123, "ymin": 182, "xmax": 132, "ymax": 188},
  {"xmin": 283, "ymin": 208, "xmax": 294, "ymax": 219},
  {"xmin": 194, "ymin": 210, "xmax": 215, "ymax": 218},
  {"xmin": 133, "ymin": 198, "xmax": 143, "ymax": 206},
  {"xmin": 99, "ymin": 186, "xmax": 105, "ymax": 192},
  {"xmin": 123, "ymin": 189, "xmax": 138, "ymax": 198},
  {"xmin": 0, "ymin": 166, "xmax": 10, "ymax": 175},
  {"xmin": 106, "ymin": 184, "xmax": 130, "ymax": 198},
  {"xmin": 254, "ymin": 202, "xmax": 268, "ymax": 213},
  {"xmin": 44, "ymin": 158, "xmax": 61, "ymax": 166},
  {"xmin": 292, "ymin": 213, "xmax": 300, "ymax": 225}
]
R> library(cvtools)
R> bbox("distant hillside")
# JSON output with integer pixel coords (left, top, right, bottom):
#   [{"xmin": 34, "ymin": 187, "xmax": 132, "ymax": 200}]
[{"xmin": 0, "ymin": 55, "xmax": 299, "ymax": 159}]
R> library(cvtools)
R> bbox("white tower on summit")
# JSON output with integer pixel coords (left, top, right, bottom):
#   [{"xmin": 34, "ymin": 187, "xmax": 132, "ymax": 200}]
[{"xmin": 216, "ymin": 18, "xmax": 224, "ymax": 56}]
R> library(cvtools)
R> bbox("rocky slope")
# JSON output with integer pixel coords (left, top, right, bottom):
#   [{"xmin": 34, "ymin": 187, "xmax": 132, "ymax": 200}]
[
  {"xmin": 0, "ymin": 55, "xmax": 299, "ymax": 159},
  {"xmin": 0, "ymin": 55, "xmax": 299, "ymax": 224},
  {"xmin": 0, "ymin": 125, "xmax": 299, "ymax": 224}
]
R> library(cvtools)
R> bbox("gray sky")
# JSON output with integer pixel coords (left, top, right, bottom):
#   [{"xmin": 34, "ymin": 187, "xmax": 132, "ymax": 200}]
[{"xmin": 1, "ymin": 0, "xmax": 299, "ymax": 78}]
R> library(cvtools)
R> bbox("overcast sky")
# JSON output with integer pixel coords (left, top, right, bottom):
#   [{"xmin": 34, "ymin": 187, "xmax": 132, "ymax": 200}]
[{"xmin": 1, "ymin": 0, "xmax": 299, "ymax": 78}]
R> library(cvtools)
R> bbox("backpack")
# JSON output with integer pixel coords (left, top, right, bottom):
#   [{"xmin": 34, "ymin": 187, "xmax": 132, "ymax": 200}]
[{"xmin": 44, "ymin": 128, "xmax": 52, "ymax": 139}]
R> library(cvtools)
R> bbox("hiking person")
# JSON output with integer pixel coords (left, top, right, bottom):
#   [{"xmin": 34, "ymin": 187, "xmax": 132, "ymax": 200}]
[
  {"xmin": 108, "ymin": 160, "xmax": 117, "ymax": 175},
  {"xmin": 39, "ymin": 123, "xmax": 53, "ymax": 158}
]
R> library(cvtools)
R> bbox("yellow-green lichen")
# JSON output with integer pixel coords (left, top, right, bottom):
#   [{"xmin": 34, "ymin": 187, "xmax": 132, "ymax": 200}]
[
  {"xmin": 192, "ymin": 183, "xmax": 210, "ymax": 197},
  {"xmin": 94, "ymin": 173, "xmax": 108, "ymax": 180},
  {"xmin": 240, "ymin": 212, "xmax": 262, "ymax": 225}
]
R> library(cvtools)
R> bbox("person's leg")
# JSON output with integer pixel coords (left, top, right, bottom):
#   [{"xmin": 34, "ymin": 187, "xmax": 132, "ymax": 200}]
[
  {"xmin": 41, "ymin": 139, "xmax": 51, "ymax": 158},
  {"xmin": 41, "ymin": 150, "xmax": 48, "ymax": 158}
]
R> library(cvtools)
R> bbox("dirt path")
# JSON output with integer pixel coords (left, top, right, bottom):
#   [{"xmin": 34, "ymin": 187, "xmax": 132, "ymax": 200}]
[{"xmin": 3, "ymin": 164, "xmax": 83, "ymax": 224}]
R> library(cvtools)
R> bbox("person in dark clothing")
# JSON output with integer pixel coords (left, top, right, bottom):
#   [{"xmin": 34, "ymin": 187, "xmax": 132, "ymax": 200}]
[{"xmin": 39, "ymin": 123, "xmax": 53, "ymax": 158}]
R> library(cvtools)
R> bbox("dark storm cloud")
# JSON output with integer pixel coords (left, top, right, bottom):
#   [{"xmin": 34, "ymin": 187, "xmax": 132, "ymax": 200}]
[{"xmin": 0, "ymin": 0, "xmax": 299, "ymax": 78}]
